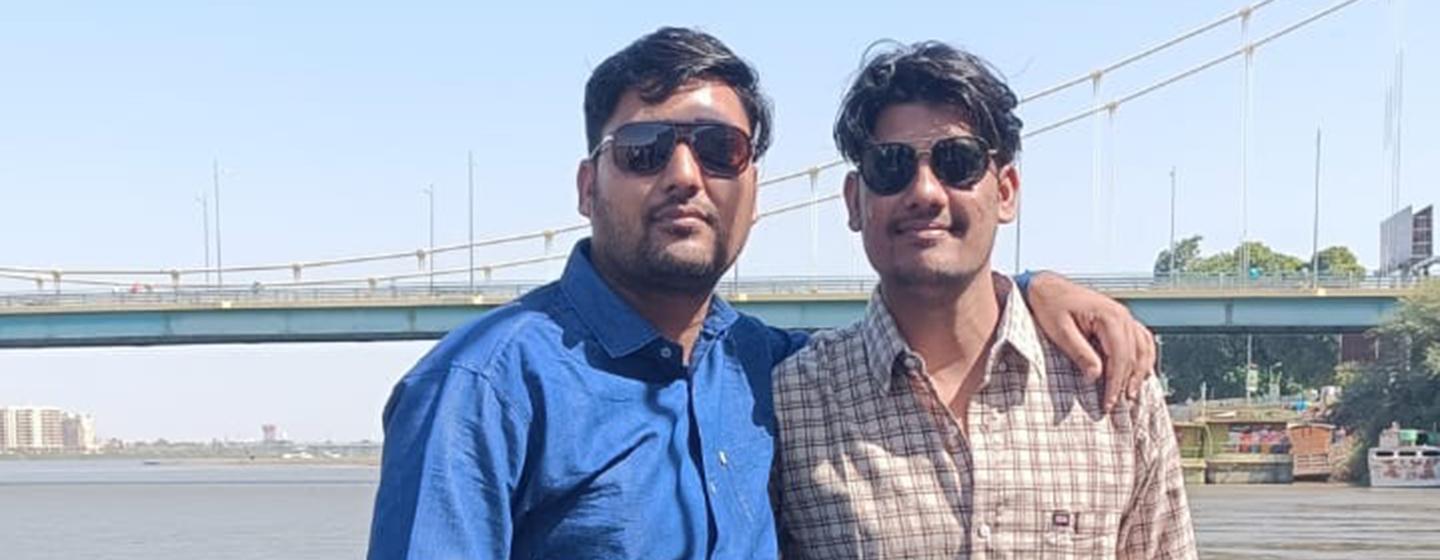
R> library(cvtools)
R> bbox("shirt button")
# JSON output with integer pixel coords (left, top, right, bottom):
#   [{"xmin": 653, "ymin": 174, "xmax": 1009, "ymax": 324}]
[
  {"xmin": 978, "ymin": 523, "xmax": 992, "ymax": 540},
  {"xmin": 659, "ymin": 347, "xmax": 674, "ymax": 359},
  {"xmin": 718, "ymin": 450, "xmax": 729, "ymax": 466},
  {"xmin": 904, "ymin": 355, "xmax": 921, "ymax": 371}
]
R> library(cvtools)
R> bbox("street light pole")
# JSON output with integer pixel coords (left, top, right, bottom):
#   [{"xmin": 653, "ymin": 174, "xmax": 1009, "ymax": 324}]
[
  {"xmin": 424, "ymin": 185, "xmax": 435, "ymax": 293},
  {"xmin": 212, "ymin": 159, "xmax": 224, "ymax": 288},
  {"xmin": 1239, "ymin": 9, "xmax": 1254, "ymax": 283},
  {"xmin": 1311, "ymin": 128, "xmax": 1323, "ymax": 289},
  {"xmin": 197, "ymin": 193, "xmax": 211, "ymax": 286},
  {"xmin": 467, "ymin": 150, "xmax": 476, "ymax": 293},
  {"xmin": 1169, "ymin": 166, "xmax": 1177, "ymax": 284}
]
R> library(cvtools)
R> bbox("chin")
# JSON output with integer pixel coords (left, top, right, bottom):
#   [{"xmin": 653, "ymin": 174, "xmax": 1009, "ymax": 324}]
[
  {"xmin": 642, "ymin": 245, "xmax": 722, "ymax": 282},
  {"xmin": 887, "ymin": 261, "xmax": 979, "ymax": 287},
  {"xmin": 656, "ymin": 244, "xmax": 714, "ymax": 267}
]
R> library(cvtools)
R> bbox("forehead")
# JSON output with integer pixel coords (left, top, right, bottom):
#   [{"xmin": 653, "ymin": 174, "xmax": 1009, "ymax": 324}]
[
  {"xmin": 872, "ymin": 102, "xmax": 976, "ymax": 144},
  {"xmin": 604, "ymin": 79, "xmax": 751, "ymax": 135}
]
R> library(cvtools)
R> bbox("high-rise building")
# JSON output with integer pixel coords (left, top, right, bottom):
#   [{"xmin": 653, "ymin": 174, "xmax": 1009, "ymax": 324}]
[
  {"xmin": 62, "ymin": 413, "xmax": 98, "ymax": 453},
  {"xmin": 0, "ymin": 407, "xmax": 97, "ymax": 453},
  {"xmin": 0, "ymin": 406, "xmax": 65, "ymax": 452},
  {"xmin": 262, "ymin": 424, "xmax": 280, "ymax": 444}
]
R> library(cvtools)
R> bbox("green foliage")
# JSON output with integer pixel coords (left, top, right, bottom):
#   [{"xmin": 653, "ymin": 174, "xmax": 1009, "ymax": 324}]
[
  {"xmin": 1152, "ymin": 237, "xmax": 1368, "ymax": 403},
  {"xmin": 1329, "ymin": 281, "xmax": 1440, "ymax": 481},
  {"xmin": 1160, "ymin": 334, "xmax": 1338, "ymax": 401},
  {"xmin": 1152, "ymin": 236, "xmax": 1364, "ymax": 278},
  {"xmin": 1153, "ymin": 235, "xmax": 1203, "ymax": 276},
  {"xmin": 1313, "ymin": 246, "xmax": 1366, "ymax": 277}
]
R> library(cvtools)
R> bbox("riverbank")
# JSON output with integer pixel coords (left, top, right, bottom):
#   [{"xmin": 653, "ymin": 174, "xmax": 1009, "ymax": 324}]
[{"xmin": 0, "ymin": 454, "xmax": 379, "ymax": 466}]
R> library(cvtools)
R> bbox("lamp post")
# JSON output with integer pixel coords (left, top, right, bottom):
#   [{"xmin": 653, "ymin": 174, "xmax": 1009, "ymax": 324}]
[
  {"xmin": 423, "ymin": 185, "xmax": 435, "ymax": 294},
  {"xmin": 196, "ymin": 193, "xmax": 211, "ymax": 286}
]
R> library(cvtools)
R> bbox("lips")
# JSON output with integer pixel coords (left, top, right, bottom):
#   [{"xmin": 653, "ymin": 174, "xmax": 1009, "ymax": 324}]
[
  {"xmin": 650, "ymin": 205, "xmax": 715, "ymax": 232},
  {"xmin": 894, "ymin": 220, "xmax": 949, "ymax": 233},
  {"xmin": 892, "ymin": 218, "xmax": 961, "ymax": 238}
]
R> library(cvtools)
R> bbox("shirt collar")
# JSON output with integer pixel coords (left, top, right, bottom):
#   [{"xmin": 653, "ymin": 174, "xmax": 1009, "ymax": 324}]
[
  {"xmin": 559, "ymin": 238, "xmax": 738, "ymax": 359},
  {"xmin": 861, "ymin": 273, "xmax": 1049, "ymax": 391},
  {"xmin": 990, "ymin": 274, "xmax": 1048, "ymax": 376},
  {"xmin": 861, "ymin": 288, "xmax": 916, "ymax": 392}
]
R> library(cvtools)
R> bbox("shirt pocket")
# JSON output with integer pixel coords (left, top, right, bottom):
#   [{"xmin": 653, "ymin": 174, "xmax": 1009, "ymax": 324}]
[
  {"xmin": 1038, "ymin": 508, "xmax": 1122, "ymax": 560},
  {"xmin": 726, "ymin": 424, "xmax": 775, "ymax": 522}
]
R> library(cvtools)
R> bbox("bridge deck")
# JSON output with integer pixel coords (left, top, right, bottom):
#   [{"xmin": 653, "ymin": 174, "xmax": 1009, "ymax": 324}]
[{"xmin": 1, "ymin": 277, "xmax": 1421, "ymax": 348}]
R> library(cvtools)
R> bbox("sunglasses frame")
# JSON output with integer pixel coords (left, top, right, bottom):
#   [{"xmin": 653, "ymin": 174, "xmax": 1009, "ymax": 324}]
[
  {"xmin": 858, "ymin": 135, "xmax": 999, "ymax": 196},
  {"xmin": 590, "ymin": 121, "xmax": 755, "ymax": 179}
]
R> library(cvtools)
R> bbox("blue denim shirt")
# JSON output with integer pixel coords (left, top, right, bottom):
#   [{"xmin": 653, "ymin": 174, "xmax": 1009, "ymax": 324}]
[{"xmin": 368, "ymin": 240, "xmax": 807, "ymax": 559}]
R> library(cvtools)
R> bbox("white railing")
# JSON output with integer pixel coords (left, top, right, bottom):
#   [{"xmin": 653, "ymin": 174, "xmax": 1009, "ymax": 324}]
[{"xmin": 0, "ymin": 274, "xmax": 1426, "ymax": 312}]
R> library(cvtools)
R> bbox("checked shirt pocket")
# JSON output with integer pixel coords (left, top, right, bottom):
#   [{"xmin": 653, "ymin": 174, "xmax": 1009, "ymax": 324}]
[{"xmin": 1039, "ymin": 508, "xmax": 1122, "ymax": 560}]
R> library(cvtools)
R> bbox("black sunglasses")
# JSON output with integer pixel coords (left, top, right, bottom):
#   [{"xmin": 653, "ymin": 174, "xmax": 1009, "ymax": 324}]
[
  {"xmin": 858, "ymin": 136, "xmax": 998, "ymax": 196},
  {"xmin": 591, "ymin": 121, "xmax": 754, "ymax": 179}
]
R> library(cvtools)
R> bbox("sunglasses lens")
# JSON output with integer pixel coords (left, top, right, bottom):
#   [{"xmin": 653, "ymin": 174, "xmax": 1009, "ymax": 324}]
[
  {"xmin": 611, "ymin": 123, "xmax": 675, "ymax": 175},
  {"xmin": 930, "ymin": 137, "xmax": 988, "ymax": 189},
  {"xmin": 859, "ymin": 143, "xmax": 917, "ymax": 195},
  {"xmin": 692, "ymin": 126, "xmax": 752, "ymax": 177}
]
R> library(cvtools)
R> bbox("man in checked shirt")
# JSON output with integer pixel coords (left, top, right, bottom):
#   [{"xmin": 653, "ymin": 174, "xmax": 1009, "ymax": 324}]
[{"xmin": 773, "ymin": 41, "xmax": 1197, "ymax": 559}]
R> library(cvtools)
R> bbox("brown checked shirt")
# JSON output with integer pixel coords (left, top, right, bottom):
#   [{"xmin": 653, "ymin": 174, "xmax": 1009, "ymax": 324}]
[{"xmin": 773, "ymin": 276, "xmax": 1196, "ymax": 559}]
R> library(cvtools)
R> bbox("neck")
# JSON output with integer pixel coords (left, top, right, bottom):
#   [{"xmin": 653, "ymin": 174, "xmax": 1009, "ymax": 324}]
[
  {"xmin": 881, "ymin": 266, "xmax": 1004, "ymax": 382},
  {"xmin": 590, "ymin": 253, "xmax": 713, "ymax": 362}
]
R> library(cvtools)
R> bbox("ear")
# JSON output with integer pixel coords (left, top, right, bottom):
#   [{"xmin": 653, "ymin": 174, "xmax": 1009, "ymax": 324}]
[
  {"xmin": 995, "ymin": 162, "xmax": 1020, "ymax": 224},
  {"xmin": 577, "ymin": 158, "xmax": 596, "ymax": 218},
  {"xmin": 843, "ymin": 171, "xmax": 864, "ymax": 232},
  {"xmin": 747, "ymin": 163, "xmax": 761, "ymax": 223}
]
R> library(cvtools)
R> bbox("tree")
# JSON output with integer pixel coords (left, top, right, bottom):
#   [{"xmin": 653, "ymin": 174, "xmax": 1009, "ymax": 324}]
[
  {"xmin": 1329, "ymin": 281, "xmax": 1440, "ymax": 482},
  {"xmin": 1154, "ymin": 235, "xmax": 1204, "ymax": 276},
  {"xmin": 1188, "ymin": 241, "xmax": 1307, "ymax": 276},
  {"xmin": 1150, "ymin": 237, "xmax": 1364, "ymax": 402},
  {"xmin": 1157, "ymin": 238, "xmax": 1313, "ymax": 278},
  {"xmin": 1160, "ymin": 333, "xmax": 1339, "ymax": 401},
  {"xmin": 1311, "ymin": 246, "xmax": 1366, "ymax": 277}
]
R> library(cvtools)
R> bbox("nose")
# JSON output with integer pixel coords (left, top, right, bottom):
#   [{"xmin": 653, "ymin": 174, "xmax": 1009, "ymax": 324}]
[
  {"xmin": 658, "ymin": 141, "xmax": 704, "ymax": 199},
  {"xmin": 902, "ymin": 154, "xmax": 946, "ymax": 211}
]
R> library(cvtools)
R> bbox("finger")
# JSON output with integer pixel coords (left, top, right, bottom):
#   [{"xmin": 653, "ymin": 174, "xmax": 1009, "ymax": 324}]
[
  {"xmin": 1126, "ymin": 322, "xmax": 1155, "ymax": 400},
  {"xmin": 1050, "ymin": 314, "xmax": 1103, "ymax": 379},
  {"xmin": 1142, "ymin": 324, "xmax": 1158, "ymax": 372},
  {"xmin": 1097, "ymin": 314, "xmax": 1135, "ymax": 412}
]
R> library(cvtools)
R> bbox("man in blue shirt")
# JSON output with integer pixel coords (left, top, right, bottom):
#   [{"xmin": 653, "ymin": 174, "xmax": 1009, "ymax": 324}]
[{"xmin": 368, "ymin": 27, "xmax": 1157, "ymax": 559}]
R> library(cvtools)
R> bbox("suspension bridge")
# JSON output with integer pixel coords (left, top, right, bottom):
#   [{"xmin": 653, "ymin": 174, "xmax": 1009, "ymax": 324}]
[{"xmin": 1, "ymin": 0, "xmax": 1429, "ymax": 348}]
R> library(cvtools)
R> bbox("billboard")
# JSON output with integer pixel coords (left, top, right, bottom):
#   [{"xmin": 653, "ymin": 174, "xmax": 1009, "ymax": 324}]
[
  {"xmin": 1381, "ymin": 206, "xmax": 1413, "ymax": 273},
  {"xmin": 1414, "ymin": 205, "xmax": 1433, "ymax": 261},
  {"xmin": 1382, "ymin": 205, "xmax": 1435, "ymax": 273}
]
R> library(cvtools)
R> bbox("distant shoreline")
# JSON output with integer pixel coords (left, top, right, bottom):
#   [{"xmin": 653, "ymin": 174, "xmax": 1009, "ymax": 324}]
[{"xmin": 0, "ymin": 454, "xmax": 380, "ymax": 467}]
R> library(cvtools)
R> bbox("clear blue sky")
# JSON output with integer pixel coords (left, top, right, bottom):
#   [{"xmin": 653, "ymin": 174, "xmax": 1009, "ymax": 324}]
[{"xmin": 1, "ymin": 1, "xmax": 1434, "ymax": 441}]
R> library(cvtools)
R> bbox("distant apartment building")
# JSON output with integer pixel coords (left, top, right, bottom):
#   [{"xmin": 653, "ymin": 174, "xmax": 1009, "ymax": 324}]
[
  {"xmin": 0, "ymin": 406, "xmax": 98, "ymax": 453},
  {"xmin": 63, "ymin": 413, "xmax": 98, "ymax": 452}
]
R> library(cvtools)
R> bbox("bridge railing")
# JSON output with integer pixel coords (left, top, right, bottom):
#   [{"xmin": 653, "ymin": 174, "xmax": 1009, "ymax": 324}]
[
  {"xmin": 0, "ymin": 282, "xmax": 547, "ymax": 310},
  {"xmin": 1068, "ymin": 272, "xmax": 1420, "ymax": 292},
  {"xmin": 0, "ymin": 273, "xmax": 1426, "ymax": 312}
]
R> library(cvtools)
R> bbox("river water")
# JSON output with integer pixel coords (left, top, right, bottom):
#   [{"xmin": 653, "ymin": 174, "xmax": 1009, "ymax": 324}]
[{"xmin": 1, "ymin": 460, "xmax": 1435, "ymax": 559}]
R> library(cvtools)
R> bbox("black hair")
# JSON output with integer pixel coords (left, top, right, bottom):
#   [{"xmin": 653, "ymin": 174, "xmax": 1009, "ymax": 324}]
[
  {"xmin": 834, "ymin": 41, "xmax": 1022, "ymax": 166},
  {"xmin": 584, "ymin": 27, "xmax": 773, "ymax": 160}
]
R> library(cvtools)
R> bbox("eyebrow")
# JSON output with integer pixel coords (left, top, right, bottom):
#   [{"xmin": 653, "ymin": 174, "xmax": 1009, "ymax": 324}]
[{"xmin": 872, "ymin": 132, "xmax": 977, "ymax": 146}]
